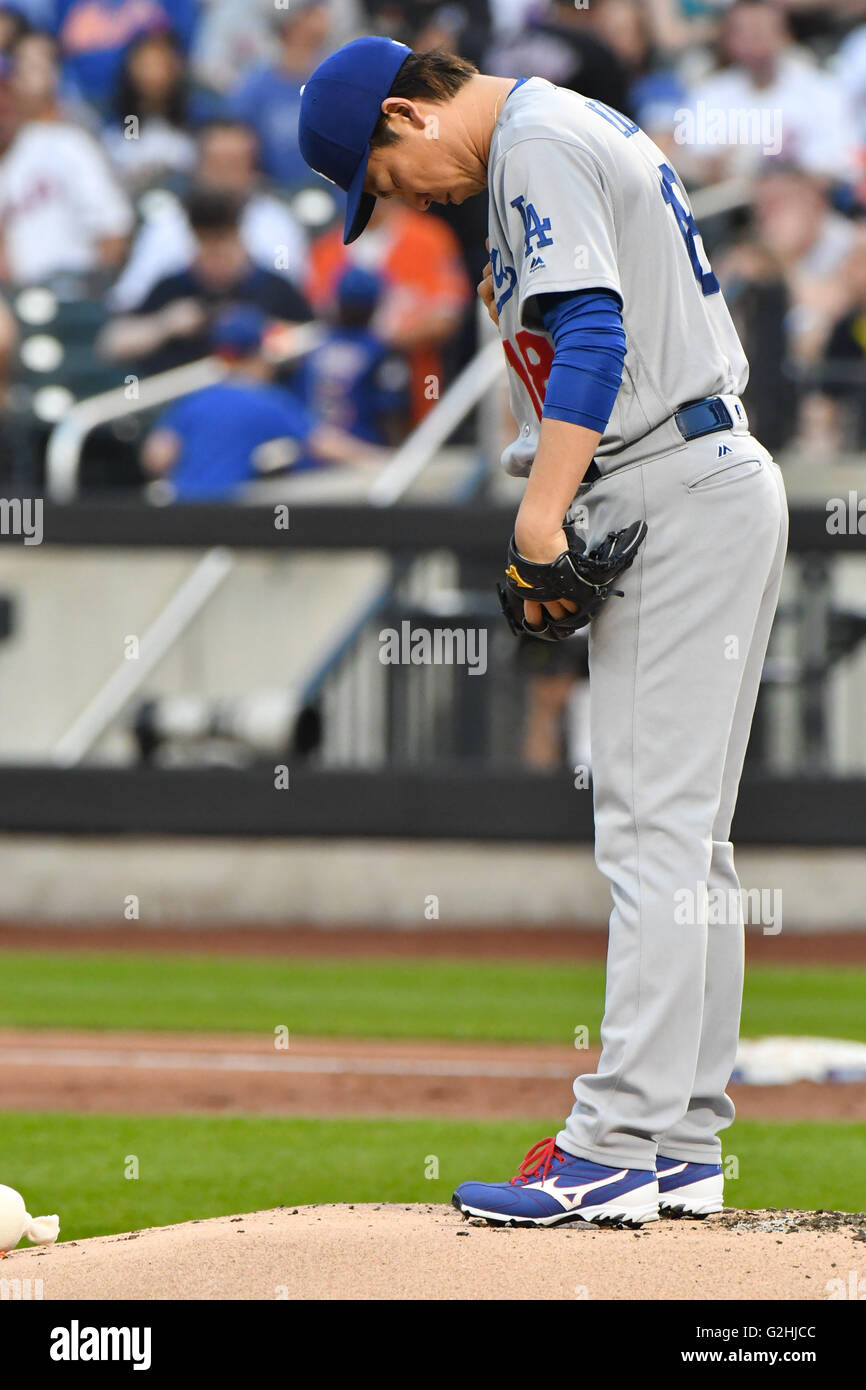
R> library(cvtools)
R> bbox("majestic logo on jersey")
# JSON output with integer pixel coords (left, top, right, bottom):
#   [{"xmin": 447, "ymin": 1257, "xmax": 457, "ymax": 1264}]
[
  {"xmin": 504, "ymin": 564, "xmax": 532, "ymax": 589},
  {"xmin": 510, "ymin": 195, "xmax": 554, "ymax": 259},
  {"xmin": 718, "ymin": 444, "xmax": 733, "ymax": 456},
  {"xmin": 529, "ymin": 255, "xmax": 546, "ymax": 272}
]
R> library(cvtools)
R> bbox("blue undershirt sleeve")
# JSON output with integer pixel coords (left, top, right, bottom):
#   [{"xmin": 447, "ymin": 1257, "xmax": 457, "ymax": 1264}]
[{"xmin": 538, "ymin": 289, "xmax": 626, "ymax": 435}]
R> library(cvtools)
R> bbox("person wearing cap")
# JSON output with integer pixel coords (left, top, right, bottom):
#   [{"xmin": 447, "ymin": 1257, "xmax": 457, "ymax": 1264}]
[
  {"xmin": 299, "ymin": 265, "xmax": 410, "ymax": 446},
  {"xmin": 304, "ymin": 196, "xmax": 466, "ymax": 426},
  {"xmin": 141, "ymin": 304, "xmax": 383, "ymax": 500},
  {"xmin": 297, "ymin": 38, "xmax": 788, "ymax": 1230}
]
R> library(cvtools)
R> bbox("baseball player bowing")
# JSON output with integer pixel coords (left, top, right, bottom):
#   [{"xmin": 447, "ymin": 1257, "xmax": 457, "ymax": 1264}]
[{"xmin": 299, "ymin": 38, "xmax": 788, "ymax": 1228}]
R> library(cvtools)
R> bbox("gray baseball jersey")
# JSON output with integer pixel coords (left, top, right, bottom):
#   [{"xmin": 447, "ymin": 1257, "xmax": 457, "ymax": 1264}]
[{"xmin": 487, "ymin": 78, "xmax": 749, "ymax": 476}]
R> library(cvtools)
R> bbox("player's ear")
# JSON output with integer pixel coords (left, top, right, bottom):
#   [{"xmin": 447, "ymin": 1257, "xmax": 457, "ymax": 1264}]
[{"xmin": 379, "ymin": 96, "xmax": 426, "ymax": 131}]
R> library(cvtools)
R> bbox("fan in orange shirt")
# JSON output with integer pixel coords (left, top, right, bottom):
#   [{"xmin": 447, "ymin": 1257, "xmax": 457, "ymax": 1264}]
[{"xmin": 306, "ymin": 198, "xmax": 471, "ymax": 423}]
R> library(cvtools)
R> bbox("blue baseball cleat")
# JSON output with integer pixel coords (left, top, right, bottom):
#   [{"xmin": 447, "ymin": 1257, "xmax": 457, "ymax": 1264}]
[
  {"xmin": 657, "ymin": 1156, "xmax": 724, "ymax": 1217},
  {"xmin": 452, "ymin": 1137, "xmax": 659, "ymax": 1228}
]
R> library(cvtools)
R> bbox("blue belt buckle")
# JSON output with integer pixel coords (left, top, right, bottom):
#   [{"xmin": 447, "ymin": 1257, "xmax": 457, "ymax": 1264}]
[{"xmin": 676, "ymin": 396, "xmax": 734, "ymax": 441}]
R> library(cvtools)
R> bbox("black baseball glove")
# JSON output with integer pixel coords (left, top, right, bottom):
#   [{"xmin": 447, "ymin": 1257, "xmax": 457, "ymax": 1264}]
[{"xmin": 497, "ymin": 519, "xmax": 648, "ymax": 642}]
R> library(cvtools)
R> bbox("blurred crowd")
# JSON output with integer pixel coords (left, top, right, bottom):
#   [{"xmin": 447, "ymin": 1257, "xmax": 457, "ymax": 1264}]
[{"xmin": 1, "ymin": 0, "xmax": 866, "ymax": 497}]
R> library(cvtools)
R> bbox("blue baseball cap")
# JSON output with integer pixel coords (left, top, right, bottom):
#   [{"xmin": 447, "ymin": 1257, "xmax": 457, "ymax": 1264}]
[
  {"xmin": 298, "ymin": 36, "xmax": 411, "ymax": 245},
  {"xmin": 210, "ymin": 305, "xmax": 268, "ymax": 357},
  {"xmin": 336, "ymin": 266, "xmax": 383, "ymax": 308}
]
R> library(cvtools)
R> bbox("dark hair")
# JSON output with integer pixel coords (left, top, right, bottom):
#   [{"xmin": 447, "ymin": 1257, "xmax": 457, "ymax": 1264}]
[
  {"xmin": 196, "ymin": 118, "xmax": 261, "ymax": 163},
  {"xmin": 185, "ymin": 186, "xmax": 244, "ymax": 234},
  {"xmin": 10, "ymin": 28, "xmax": 57, "ymax": 62},
  {"xmin": 2, "ymin": 10, "xmax": 33, "ymax": 55},
  {"xmin": 112, "ymin": 29, "xmax": 188, "ymax": 128},
  {"xmin": 338, "ymin": 298, "xmax": 376, "ymax": 329},
  {"xmin": 369, "ymin": 48, "xmax": 477, "ymax": 149},
  {"xmin": 726, "ymin": 0, "xmax": 785, "ymax": 19},
  {"xmin": 197, "ymin": 118, "xmax": 259, "ymax": 145}
]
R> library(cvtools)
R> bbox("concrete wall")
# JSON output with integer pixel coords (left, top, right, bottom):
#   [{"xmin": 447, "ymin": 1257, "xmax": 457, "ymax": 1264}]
[{"xmin": 0, "ymin": 837, "xmax": 861, "ymax": 931}]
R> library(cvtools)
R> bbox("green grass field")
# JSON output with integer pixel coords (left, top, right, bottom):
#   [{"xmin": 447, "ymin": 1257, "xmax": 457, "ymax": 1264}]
[
  {"xmin": 1, "ymin": 948, "xmax": 864, "ymax": 1235},
  {"xmin": 2, "ymin": 1112, "xmax": 864, "ymax": 1242},
  {"xmin": 0, "ymin": 951, "xmax": 864, "ymax": 1042}
]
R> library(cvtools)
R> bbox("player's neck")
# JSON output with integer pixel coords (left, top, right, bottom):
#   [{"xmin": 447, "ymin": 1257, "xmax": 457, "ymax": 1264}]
[
  {"xmin": 747, "ymin": 60, "xmax": 778, "ymax": 92},
  {"xmin": 459, "ymin": 74, "xmax": 519, "ymax": 183}
]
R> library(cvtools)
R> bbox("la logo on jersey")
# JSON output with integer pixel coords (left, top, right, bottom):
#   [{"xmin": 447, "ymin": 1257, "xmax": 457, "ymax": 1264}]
[{"xmin": 510, "ymin": 195, "xmax": 554, "ymax": 259}]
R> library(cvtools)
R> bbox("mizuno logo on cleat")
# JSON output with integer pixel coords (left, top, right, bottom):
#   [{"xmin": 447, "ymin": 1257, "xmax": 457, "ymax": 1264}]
[{"xmin": 526, "ymin": 1170, "xmax": 629, "ymax": 1208}]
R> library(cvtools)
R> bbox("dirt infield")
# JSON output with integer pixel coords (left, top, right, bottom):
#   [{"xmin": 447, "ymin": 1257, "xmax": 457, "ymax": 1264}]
[
  {"xmin": 0, "ymin": 1028, "xmax": 863, "ymax": 1121},
  {"xmin": 6, "ymin": 1204, "xmax": 865, "ymax": 1300},
  {"xmin": 1, "ymin": 923, "xmax": 864, "ymax": 963}
]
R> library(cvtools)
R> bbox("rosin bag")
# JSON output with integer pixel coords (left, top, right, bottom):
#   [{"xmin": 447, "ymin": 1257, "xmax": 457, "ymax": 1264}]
[{"xmin": 0, "ymin": 1184, "xmax": 59, "ymax": 1254}]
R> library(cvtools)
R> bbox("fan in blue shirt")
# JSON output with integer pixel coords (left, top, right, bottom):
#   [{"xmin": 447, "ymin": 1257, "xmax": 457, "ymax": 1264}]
[
  {"xmin": 142, "ymin": 306, "xmax": 384, "ymax": 501},
  {"xmin": 298, "ymin": 267, "xmax": 410, "ymax": 446},
  {"xmin": 229, "ymin": 1, "xmax": 333, "ymax": 191}
]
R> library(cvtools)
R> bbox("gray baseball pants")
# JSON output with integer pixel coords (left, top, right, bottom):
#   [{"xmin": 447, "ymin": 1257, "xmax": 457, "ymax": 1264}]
[{"xmin": 556, "ymin": 429, "xmax": 788, "ymax": 1171}]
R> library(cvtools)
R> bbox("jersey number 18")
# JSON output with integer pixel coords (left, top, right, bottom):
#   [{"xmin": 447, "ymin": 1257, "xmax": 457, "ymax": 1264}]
[
  {"xmin": 657, "ymin": 162, "xmax": 720, "ymax": 297},
  {"xmin": 587, "ymin": 100, "xmax": 720, "ymax": 298}
]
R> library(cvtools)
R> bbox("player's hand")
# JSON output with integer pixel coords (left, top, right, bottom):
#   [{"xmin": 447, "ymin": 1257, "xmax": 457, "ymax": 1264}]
[
  {"xmin": 513, "ymin": 521, "xmax": 578, "ymax": 627},
  {"xmin": 159, "ymin": 298, "xmax": 206, "ymax": 339},
  {"xmin": 478, "ymin": 238, "xmax": 498, "ymax": 326}
]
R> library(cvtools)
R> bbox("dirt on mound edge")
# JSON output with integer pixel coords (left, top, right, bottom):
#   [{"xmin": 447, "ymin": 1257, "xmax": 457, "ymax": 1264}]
[{"xmin": 4, "ymin": 1204, "xmax": 865, "ymax": 1301}]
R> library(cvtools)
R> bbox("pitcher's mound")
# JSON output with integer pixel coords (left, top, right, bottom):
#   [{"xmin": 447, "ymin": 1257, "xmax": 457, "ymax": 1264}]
[{"xmin": 6, "ymin": 1205, "xmax": 864, "ymax": 1300}]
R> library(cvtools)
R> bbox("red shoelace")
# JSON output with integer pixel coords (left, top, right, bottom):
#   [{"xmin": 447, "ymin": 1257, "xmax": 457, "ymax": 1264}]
[{"xmin": 509, "ymin": 1136, "xmax": 566, "ymax": 1186}]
